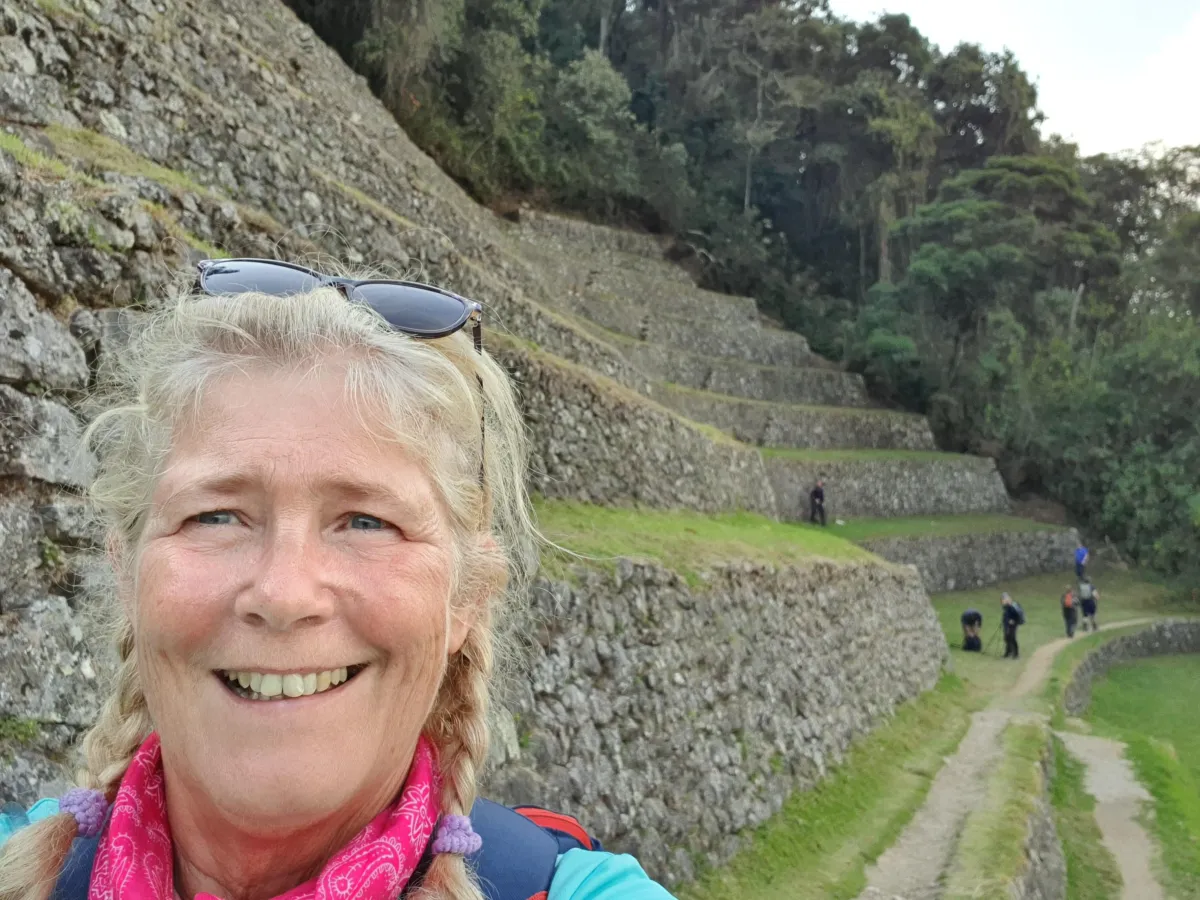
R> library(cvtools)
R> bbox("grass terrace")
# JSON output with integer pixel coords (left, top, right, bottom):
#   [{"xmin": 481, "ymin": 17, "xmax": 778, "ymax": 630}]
[{"xmin": 533, "ymin": 500, "xmax": 875, "ymax": 585}]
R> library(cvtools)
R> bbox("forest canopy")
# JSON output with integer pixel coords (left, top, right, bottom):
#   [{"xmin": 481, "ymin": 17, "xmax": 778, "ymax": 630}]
[{"xmin": 285, "ymin": 0, "xmax": 1200, "ymax": 584}]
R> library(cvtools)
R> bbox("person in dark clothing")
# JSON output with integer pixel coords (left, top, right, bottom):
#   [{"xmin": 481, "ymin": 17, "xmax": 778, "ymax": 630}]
[
  {"xmin": 961, "ymin": 609, "xmax": 983, "ymax": 652},
  {"xmin": 1079, "ymin": 579, "xmax": 1099, "ymax": 631},
  {"xmin": 1061, "ymin": 585, "xmax": 1078, "ymax": 638},
  {"xmin": 1001, "ymin": 592, "xmax": 1023, "ymax": 659},
  {"xmin": 809, "ymin": 479, "xmax": 826, "ymax": 526},
  {"xmin": 1075, "ymin": 541, "xmax": 1089, "ymax": 579}
]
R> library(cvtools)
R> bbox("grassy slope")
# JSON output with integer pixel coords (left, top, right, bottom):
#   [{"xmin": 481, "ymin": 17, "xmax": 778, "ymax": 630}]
[
  {"xmin": 678, "ymin": 675, "xmax": 978, "ymax": 900},
  {"xmin": 1050, "ymin": 735, "xmax": 1124, "ymax": 900},
  {"xmin": 1087, "ymin": 656, "xmax": 1200, "ymax": 899},
  {"xmin": 534, "ymin": 499, "xmax": 875, "ymax": 584}
]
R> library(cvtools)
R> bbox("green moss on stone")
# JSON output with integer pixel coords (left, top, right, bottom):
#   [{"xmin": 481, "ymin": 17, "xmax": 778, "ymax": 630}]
[{"xmin": 0, "ymin": 717, "xmax": 40, "ymax": 744}]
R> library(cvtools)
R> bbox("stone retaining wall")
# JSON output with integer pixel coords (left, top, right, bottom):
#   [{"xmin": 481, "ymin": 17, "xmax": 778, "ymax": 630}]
[
  {"xmin": 494, "ymin": 343, "xmax": 779, "ymax": 516},
  {"xmin": 622, "ymin": 343, "xmax": 871, "ymax": 406},
  {"xmin": 1063, "ymin": 620, "xmax": 1200, "ymax": 716},
  {"xmin": 858, "ymin": 527, "xmax": 1079, "ymax": 593},
  {"xmin": 485, "ymin": 557, "xmax": 947, "ymax": 885},
  {"xmin": 564, "ymin": 291, "xmax": 813, "ymax": 369},
  {"xmin": 765, "ymin": 454, "xmax": 1012, "ymax": 520},
  {"xmin": 661, "ymin": 385, "xmax": 934, "ymax": 451},
  {"xmin": 516, "ymin": 209, "xmax": 670, "ymax": 263}
]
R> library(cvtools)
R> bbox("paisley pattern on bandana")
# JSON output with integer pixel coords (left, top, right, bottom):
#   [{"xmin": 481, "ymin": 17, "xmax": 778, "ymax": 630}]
[{"xmin": 88, "ymin": 734, "xmax": 440, "ymax": 900}]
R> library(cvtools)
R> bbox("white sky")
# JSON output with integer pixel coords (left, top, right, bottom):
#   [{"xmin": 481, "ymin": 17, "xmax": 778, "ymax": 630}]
[{"xmin": 828, "ymin": 0, "xmax": 1200, "ymax": 156}]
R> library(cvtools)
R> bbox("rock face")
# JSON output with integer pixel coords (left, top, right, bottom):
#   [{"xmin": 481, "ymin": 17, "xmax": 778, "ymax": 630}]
[
  {"xmin": 859, "ymin": 528, "xmax": 1080, "ymax": 593},
  {"xmin": 488, "ymin": 559, "xmax": 946, "ymax": 884}
]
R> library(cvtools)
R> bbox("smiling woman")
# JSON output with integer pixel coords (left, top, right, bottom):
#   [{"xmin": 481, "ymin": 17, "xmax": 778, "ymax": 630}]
[{"xmin": 0, "ymin": 265, "xmax": 674, "ymax": 900}]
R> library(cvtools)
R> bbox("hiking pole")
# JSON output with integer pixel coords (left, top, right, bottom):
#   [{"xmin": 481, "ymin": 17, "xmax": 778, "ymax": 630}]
[{"xmin": 984, "ymin": 621, "xmax": 1001, "ymax": 654}]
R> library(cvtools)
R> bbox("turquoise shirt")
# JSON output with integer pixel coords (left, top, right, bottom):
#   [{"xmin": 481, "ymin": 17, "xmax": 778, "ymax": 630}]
[
  {"xmin": 550, "ymin": 848, "xmax": 676, "ymax": 899},
  {"xmin": 2, "ymin": 802, "xmax": 676, "ymax": 899}
]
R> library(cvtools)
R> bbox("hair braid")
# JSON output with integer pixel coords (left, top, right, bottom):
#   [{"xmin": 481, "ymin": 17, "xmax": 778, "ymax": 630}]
[{"xmin": 411, "ymin": 618, "xmax": 494, "ymax": 900}]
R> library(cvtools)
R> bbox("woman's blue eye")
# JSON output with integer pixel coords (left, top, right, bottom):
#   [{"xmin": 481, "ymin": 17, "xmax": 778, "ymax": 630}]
[
  {"xmin": 194, "ymin": 511, "xmax": 236, "ymax": 526},
  {"xmin": 350, "ymin": 514, "xmax": 386, "ymax": 530}
]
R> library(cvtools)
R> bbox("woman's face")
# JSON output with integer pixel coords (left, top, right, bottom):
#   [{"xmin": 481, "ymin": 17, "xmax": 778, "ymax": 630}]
[{"xmin": 134, "ymin": 367, "xmax": 472, "ymax": 832}]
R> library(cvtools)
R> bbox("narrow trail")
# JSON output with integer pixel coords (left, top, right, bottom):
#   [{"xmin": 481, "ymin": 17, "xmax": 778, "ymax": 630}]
[
  {"xmin": 855, "ymin": 617, "xmax": 1161, "ymax": 900},
  {"xmin": 1057, "ymin": 731, "xmax": 1164, "ymax": 900}
]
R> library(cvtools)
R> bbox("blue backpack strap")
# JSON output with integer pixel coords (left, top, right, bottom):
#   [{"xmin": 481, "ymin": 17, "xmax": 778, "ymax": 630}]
[{"xmin": 51, "ymin": 833, "xmax": 100, "ymax": 900}]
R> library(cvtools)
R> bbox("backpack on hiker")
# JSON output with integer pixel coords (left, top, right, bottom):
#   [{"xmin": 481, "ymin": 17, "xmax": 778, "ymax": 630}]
[
  {"xmin": 1079, "ymin": 581, "xmax": 1094, "ymax": 601},
  {"xmin": 50, "ymin": 800, "xmax": 599, "ymax": 900},
  {"xmin": 1062, "ymin": 590, "xmax": 1075, "ymax": 610},
  {"xmin": 1011, "ymin": 602, "xmax": 1025, "ymax": 625}
]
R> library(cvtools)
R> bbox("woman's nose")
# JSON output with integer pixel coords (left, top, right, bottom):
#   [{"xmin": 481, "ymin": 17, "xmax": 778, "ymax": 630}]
[{"xmin": 235, "ymin": 524, "xmax": 334, "ymax": 630}]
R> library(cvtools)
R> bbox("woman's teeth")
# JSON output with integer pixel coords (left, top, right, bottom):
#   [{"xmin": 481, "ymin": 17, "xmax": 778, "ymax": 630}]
[{"xmin": 222, "ymin": 667, "xmax": 352, "ymax": 701}]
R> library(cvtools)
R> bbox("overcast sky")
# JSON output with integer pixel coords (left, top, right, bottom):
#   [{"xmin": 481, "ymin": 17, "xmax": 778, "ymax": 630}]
[{"xmin": 827, "ymin": 0, "xmax": 1200, "ymax": 156}]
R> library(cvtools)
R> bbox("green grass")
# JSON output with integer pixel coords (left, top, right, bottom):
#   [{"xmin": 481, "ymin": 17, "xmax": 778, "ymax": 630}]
[
  {"xmin": 678, "ymin": 675, "xmax": 977, "ymax": 900},
  {"xmin": 1050, "ymin": 735, "xmax": 1124, "ymax": 900},
  {"xmin": 761, "ymin": 447, "xmax": 970, "ymax": 463},
  {"xmin": 46, "ymin": 125, "xmax": 209, "ymax": 195},
  {"xmin": 0, "ymin": 717, "xmax": 40, "ymax": 744},
  {"xmin": 0, "ymin": 130, "xmax": 100, "ymax": 185},
  {"xmin": 535, "ymin": 500, "xmax": 874, "ymax": 585},
  {"xmin": 943, "ymin": 720, "xmax": 1048, "ymax": 900},
  {"xmin": 832, "ymin": 513, "xmax": 1060, "ymax": 543},
  {"xmin": 930, "ymin": 569, "xmax": 1172, "ymax": 702},
  {"xmin": 1087, "ymin": 656, "xmax": 1200, "ymax": 898}
]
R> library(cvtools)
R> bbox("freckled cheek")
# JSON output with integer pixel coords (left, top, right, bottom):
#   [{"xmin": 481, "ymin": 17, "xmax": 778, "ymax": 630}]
[
  {"xmin": 135, "ymin": 546, "xmax": 243, "ymax": 663},
  {"xmin": 350, "ymin": 559, "xmax": 454, "ymax": 672}
]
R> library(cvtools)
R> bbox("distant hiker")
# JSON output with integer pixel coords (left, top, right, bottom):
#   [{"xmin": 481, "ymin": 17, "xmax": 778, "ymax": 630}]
[
  {"xmin": 961, "ymin": 609, "xmax": 983, "ymax": 652},
  {"xmin": 1061, "ymin": 585, "xmax": 1078, "ymax": 638},
  {"xmin": 1079, "ymin": 579, "xmax": 1099, "ymax": 631},
  {"xmin": 1001, "ymin": 592, "xmax": 1024, "ymax": 659},
  {"xmin": 809, "ymin": 478, "xmax": 826, "ymax": 526},
  {"xmin": 1075, "ymin": 541, "xmax": 1089, "ymax": 579}
]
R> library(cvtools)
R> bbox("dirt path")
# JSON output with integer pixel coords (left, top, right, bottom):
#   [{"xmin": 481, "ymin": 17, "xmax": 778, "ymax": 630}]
[
  {"xmin": 855, "ymin": 617, "xmax": 1161, "ymax": 900},
  {"xmin": 1057, "ymin": 732, "xmax": 1164, "ymax": 900}
]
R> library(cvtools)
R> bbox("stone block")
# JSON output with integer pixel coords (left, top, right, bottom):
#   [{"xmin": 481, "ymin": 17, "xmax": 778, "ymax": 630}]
[
  {"xmin": 0, "ymin": 385, "xmax": 92, "ymax": 488},
  {"xmin": 0, "ymin": 596, "xmax": 109, "ymax": 727},
  {"xmin": 0, "ymin": 267, "xmax": 88, "ymax": 391},
  {"xmin": 0, "ymin": 499, "xmax": 44, "ymax": 612}
]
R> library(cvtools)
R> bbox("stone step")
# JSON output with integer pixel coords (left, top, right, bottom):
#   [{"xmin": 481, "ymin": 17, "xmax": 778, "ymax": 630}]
[
  {"xmin": 564, "ymin": 290, "xmax": 812, "ymax": 368},
  {"xmin": 658, "ymin": 384, "xmax": 935, "ymax": 451},
  {"xmin": 762, "ymin": 450, "xmax": 1012, "ymax": 521},
  {"xmin": 515, "ymin": 209, "xmax": 676, "ymax": 265},
  {"xmin": 829, "ymin": 515, "xmax": 1079, "ymax": 592},
  {"xmin": 616, "ymin": 341, "xmax": 872, "ymax": 407}
]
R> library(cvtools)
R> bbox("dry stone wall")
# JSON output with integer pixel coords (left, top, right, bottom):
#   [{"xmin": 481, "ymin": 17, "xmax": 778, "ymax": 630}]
[
  {"xmin": 858, "ymin": 527, "xmax": 1079, "ymax": 593},
  {"xmin": 1063, "ymin": 620, "xmax": 1200, "ymax": 716},
  {"xmin": 661, "ymin": 385, "xmax": 935, "ymax": 451},
  {"xmin": 486, "ymin": 557, "xmax": 947, "ymax": 885},
  {"xmin": 765, "ymin": 454, "xmax": 1012, "ymax": 520}
]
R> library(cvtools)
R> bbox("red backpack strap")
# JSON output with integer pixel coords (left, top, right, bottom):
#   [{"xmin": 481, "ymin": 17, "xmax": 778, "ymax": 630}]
[{"xmin": 513, "ymin": 807, "xmax": 594, "ymax": 851}]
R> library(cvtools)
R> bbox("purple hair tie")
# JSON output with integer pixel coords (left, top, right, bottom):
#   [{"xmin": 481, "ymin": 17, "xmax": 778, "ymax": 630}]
[
  {"xmin": 59, "ymin": 788, "xmax": 108, "ymax": 838},
  {"xmin": 431, "ymin": 814, "xmax": 482, "ymax": 856}
]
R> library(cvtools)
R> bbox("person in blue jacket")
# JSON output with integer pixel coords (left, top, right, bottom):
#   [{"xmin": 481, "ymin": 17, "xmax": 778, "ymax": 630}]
[
  {"xmin": 0, "ymin": 261, "xmax": 673, "ymax": 900},
  {"xmin": 1074, "ymin": 541, "xmax": 1089, "ymax": 579}
]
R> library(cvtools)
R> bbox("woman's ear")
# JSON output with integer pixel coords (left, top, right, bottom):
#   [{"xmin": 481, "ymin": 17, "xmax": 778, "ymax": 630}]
[{"xmin": 447, "ymin": 535, "xmax": 507, "ymax": 655}]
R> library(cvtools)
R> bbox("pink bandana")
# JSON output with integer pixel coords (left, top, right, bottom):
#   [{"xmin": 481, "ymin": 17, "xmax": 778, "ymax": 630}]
[{"xmin": 88, "ymin": 733, "xmax": 440, "ymax": 900}]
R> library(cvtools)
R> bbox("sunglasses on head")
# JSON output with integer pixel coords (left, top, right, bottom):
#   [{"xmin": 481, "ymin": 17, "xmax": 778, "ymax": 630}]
[{"xmin": 195, "ymin": 258, "xmax": 484, "ymax": 351}]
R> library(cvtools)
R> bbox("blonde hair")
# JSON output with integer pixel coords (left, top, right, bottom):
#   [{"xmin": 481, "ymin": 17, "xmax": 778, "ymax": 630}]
[{"xmin": 0, "ymin": 281, "xmax": 538, "ymax": 900}]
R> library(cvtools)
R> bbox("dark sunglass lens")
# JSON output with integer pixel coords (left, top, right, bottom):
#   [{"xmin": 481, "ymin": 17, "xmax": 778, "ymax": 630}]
[
  {"xmin": 353, "ymin": 283, "xmax": 469, "ymax": 336},
  {"xmin": 201, "ymin": 261, "xmax": 322, "ymax": 296}
]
